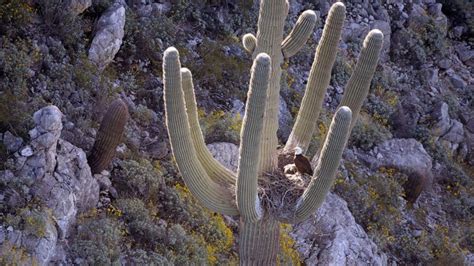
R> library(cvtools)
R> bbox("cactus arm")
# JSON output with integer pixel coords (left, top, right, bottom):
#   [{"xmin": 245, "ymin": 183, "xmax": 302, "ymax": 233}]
[
  {"xmin": 338, "ymin": 29, "xmax": 384, "ymax": 130},
  {"xmin": 242, "ymin": 33, "xmax": 257, "ymax": 54},
  {"xmin": 237, "ymin": 54, "xmax": 271, "ymax": 222},
  {"xmin": 281, "ymin": 10, "xmax": 318, "ymax": 58},
  {"xmin": 290, "ymin": 106, "xmax": 352, "ymax": 223},
  {"xmin": 284, "ymin": 3, "xmax": 346, "ymax": 153},
  {"xmin": 163, "ymin": 47, "xmax": 239, "ymax": 216},
  {"xmin": 253, "ymin": 0, "xmax": 289, "ymax": 172},
  {"xmin": 88, "ymin": 98, "xmax": 129, "ymax": 174},
  {"xmin": 181, "ymin": 68, "xmax": 237, "ymax": 185}
]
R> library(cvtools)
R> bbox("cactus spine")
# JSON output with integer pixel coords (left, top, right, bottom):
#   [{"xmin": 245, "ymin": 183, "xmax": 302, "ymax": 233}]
[
  {"xmin": 163, "ymin": 2, "xmax": 383, "ymax": 264},
  {"xmin": 88, "ymin": 98, "xmax": 129, "ymax": 174}
]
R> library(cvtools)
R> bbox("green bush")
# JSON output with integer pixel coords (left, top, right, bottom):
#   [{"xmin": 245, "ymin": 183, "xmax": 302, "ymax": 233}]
[
  {"xmin": 71, "ymin": 217, "xmax": 123, "ymax": 265},
  {"xmin": 113, "ymin": 159, "xmax": 163, "ymax": 201}
]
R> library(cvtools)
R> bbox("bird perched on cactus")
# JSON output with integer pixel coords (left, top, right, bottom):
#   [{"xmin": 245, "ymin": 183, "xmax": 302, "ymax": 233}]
[{"xmin": 293, "ymin": 146, "xmax": 313, "ymax": 176}]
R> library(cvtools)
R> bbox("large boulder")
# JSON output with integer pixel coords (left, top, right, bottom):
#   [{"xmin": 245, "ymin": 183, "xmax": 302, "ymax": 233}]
[
  {"xmin": 88, "ymin": 4, "xmax": 126, "ymax": 70},
  {"xmin": 0, "ymin": 106, "xmax": 100, "ymax": 265},
  {"xmin": 207, "ymin": 142, "xmax": 239, "ymax": 172},
  {"xmin": 292, "ymin": 193, "xmax": 388, "ymax": 265}
]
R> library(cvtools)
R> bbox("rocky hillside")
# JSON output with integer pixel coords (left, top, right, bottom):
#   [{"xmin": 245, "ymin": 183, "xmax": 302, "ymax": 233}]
[{"xmin": 0, "ymin": 0, "xmax": 472, "ymax": 265}]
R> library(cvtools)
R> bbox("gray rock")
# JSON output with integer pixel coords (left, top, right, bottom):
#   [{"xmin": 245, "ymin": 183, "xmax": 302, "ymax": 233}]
[
  {"xmin": 20, "ymin": 146, "xmax": 33, "ymax": 157},
  {"xmin": 455, "ymin": 44, "xmax": 474, "ymax": 67},
  {"xmin": 66, "ymin": 0, "xmax": 91, "ymax": 15},
  {"xmin": 89, "ymin": 5, "xmax": 126, "ymax": 70},
  {"xmin": 421, "ymin": 68, "xmax": 438, "ymax": 86},
  {"xmin": 437, "ymin": 59, "xmax": 451, "ymax": 69},
  {"xmin": 207, "ymin": 142, "xmax": 239, "ymax": 172},
  {"xmin": 292, "ymin": 193, "xmax": 387, "ymax": 265},
  {"xmin": 442, "ymin": 120, "xmax": 464, "ymax": 144},
  {"xmin": 372, "ymin": 20, "xmax": 391, "ymax": 62},
  {"xmin": 431, "ymin": 102, "xmax": 451, "ymax": 137},
  {"xmin": 3, "ymin": 131, "xmax": 23, "ymax": 152},
  {"xmin": 450, "ymin": 74, "xmax": 467, "ymax": 89},
  {"xmin": 370, "ymin": 138, "xmax": 432, "ymax": 178},
  {"xmin": 278, "ymin": 96, "xmax": 293, "ymax": 142},
  {"xmin": 3, "ymin": 105, "xmax": 100, "ymax": 265}
]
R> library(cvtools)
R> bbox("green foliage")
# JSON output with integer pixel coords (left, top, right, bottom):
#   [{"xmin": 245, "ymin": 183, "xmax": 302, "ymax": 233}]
[
  {"xmin": 5, "ymin": 207, "xmax": 52, "ymax": 238},
  {"xmin": 0, "ymin": 0, "xmax": 35, "ymax": 38},
  {"xmin": 335, "ymin": 164, "xmax": 469, "ymax": 264},
  {"xmin": 71, "ymin": 217, "xmax": 123, "ymax": 265},
  {"xmin": 126, "ymin": 249, "xmax": 170, "ymax": 265},
  {"xmin": 0, "ymin": 38, "xmax": 39, "ymax": 136},
  {"xmin": 113, "ymin": 159, "xmax": 163, "ymax": 201},
  {"xmin": 0, "ymin": 241, "xmax": 38, "ymax": 265},
  {"xmin": 36, "ymin": 0, "xmax": 84, "ymax": 50},
  {"xmin": 349, "ymin": 113, "xmax": 391, "ymax": 151},
  {"xmin": 198, "ymin": 109, "xmax": 242, "ymax": 144}
]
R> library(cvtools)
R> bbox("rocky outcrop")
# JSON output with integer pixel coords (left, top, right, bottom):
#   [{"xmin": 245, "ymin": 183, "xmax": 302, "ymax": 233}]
[
  {"xmin": 0, "ymin": 106, "xmax": 99, "ymax": 265},
  {"xmin": 370, "ymin": 138, "xmax": 432, "ymax": 177},
  {"xmin": 368, "ymin": 138, "xmax": 433, "ymax": 203},
  {"xmin": 66, "ymin": 0, "xmax": 91, "ymax": 15},
  {"xmin": 292, "ymin": 193, "xmax": 388, "ymax": 265},
  {"xmin": 207, "ymin": 142, "xmax": 386, "ymax": 264},
  {"xmin": 88, "ymin": 4, "xmax": 126, "ymax": 70},
  {"xmin": 207, "ymin": 142, "xmax": 239, "ymax": 172}
]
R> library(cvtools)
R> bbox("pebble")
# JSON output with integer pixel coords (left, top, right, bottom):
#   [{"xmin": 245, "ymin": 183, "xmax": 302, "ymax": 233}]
[{"xmin": 20, "ymin": 146, "xmax": 33, "ymax": 157}]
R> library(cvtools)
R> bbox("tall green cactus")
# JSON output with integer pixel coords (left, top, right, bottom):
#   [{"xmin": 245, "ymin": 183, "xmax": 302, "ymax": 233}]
[
  {"xmin": 88, "ymin": 98, "xmax": 129, "ymax": 174},
  {"xmin": 163, "ymin": 1, "xmax": 383, "ymax": 264}
]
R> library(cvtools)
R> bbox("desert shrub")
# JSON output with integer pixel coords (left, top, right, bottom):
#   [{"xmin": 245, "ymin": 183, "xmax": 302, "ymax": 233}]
[
  {"xmin": 113, "ymin": 159, "xmax": 163, "ymax": 200},
  {"xmin": 126, "ymin": 249, "xmax": 170, "ymax": 265},
  {"xmin": 0, "ymin": 0, "xmax": 35, "ymax": 38},
  {"xmin": 0, "ymin": 241, "xmax": 37, "ymax": 265},
  {"xmin": 71, "ymin": 217, "xmax": 123, "ymax": 265},
  {"xmin": 36, "ymin": 0, "xmax": 84, "ymax": 50},
  {"xmin": 116, "ymin": 198, "xmax": 166, "ymax": 248},
  {"xmin": 198, "ymin": 109, "xmax": 242, "ymax": 144},
  {"xmin": 279, "ymin": 224, "xmax": 301, "ymax": 265},
  {"xmin": 335, "ymin": 163, "xmax": 469, "ymax": 263},
  {"xmin": 349, "ymin": 113, "xmax": 391, "ymax": 151},
  {"xmin": 0, "ymin": 38, "xmax": 39, "ymax": 136}
]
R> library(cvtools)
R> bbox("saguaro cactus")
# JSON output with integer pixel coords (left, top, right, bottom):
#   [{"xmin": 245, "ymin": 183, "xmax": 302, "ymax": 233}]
[
  {"xmin": 88, "ymin": 98, "xmax": 129, "ymax": 174},
  {"xmin": 163, "ymin": 1, "xmax": 383, "ymax": 264}
]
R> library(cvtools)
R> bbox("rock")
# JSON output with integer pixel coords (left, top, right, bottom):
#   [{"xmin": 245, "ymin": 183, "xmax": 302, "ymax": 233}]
[
  {"xmin": 442, "ymin": 120, "xmax": 464, "ymax": 144},
  {"xmin": 455, "ymin": 44, "xmax": 474, "ymax": 67},
  {"xmin": 207, "ymin": 142, "xmax": 239, "ymax": 172},
  {"xmin": 20, "ymin": 146, "xmax": 33, "ymax": 157},
  {"xmin": 292, "ymin": 193, "xmax": 387, "ymax": 265},
  {"xmin": 88, "ymin": 4, "xmax": 126, "ymax": 70},
  {"xmin": 3, "ymin": 105, "xmax": 100, "ymax": 265},
  {"xmin": 437, "ymin": 59, "xmax": 451, "ymax": 69},
  {"xmin": 372, "ymin": 20, "xmax": 391, "ymax": 62},
  {"xmin": 449, "ymin": 74, "xmax": 467, "ymax": 89},
  {"xmin": 66, "ymin": 0, "xmax": 91, "ymax": 15},
  {"xmin": 370, "ymin": 139, "xmax": 432, "ymax": 177},
  {"xmin": 231, "ymin": 99, "xmax": 245, "ymax": 118},
  {"xmin": 466, "ymin": 118, "xmax": 474, "ymax": 134},
  {"xmin": 278, "ymin": 96, "xmax": 293, "ymax": 142},
  {"xmin": 421, "ymin": 67, "xmax": 438, "ymax": 86},
  {"xmin": 431, "ymin": 102, "xmax": 451, "ymax": 136},
  {"xmin": 3, "ymin": 131, "xmax": 23, "ymax": 152}
]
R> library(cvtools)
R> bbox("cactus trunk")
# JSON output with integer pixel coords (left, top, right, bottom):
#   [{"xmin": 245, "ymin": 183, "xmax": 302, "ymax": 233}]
[
  {"xmin": 239, "ymin": 216, "xmax": 280, "ymax": 266},
  {"xmin": 252, "ymin": 0, "xmax": 288, "ymax": 172}
]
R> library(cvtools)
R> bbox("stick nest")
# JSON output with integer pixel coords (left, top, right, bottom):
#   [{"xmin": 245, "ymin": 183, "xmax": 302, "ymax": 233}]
[{"xmin": 258, "ymin": 150, "xmax": 311, "ymax": 218}]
